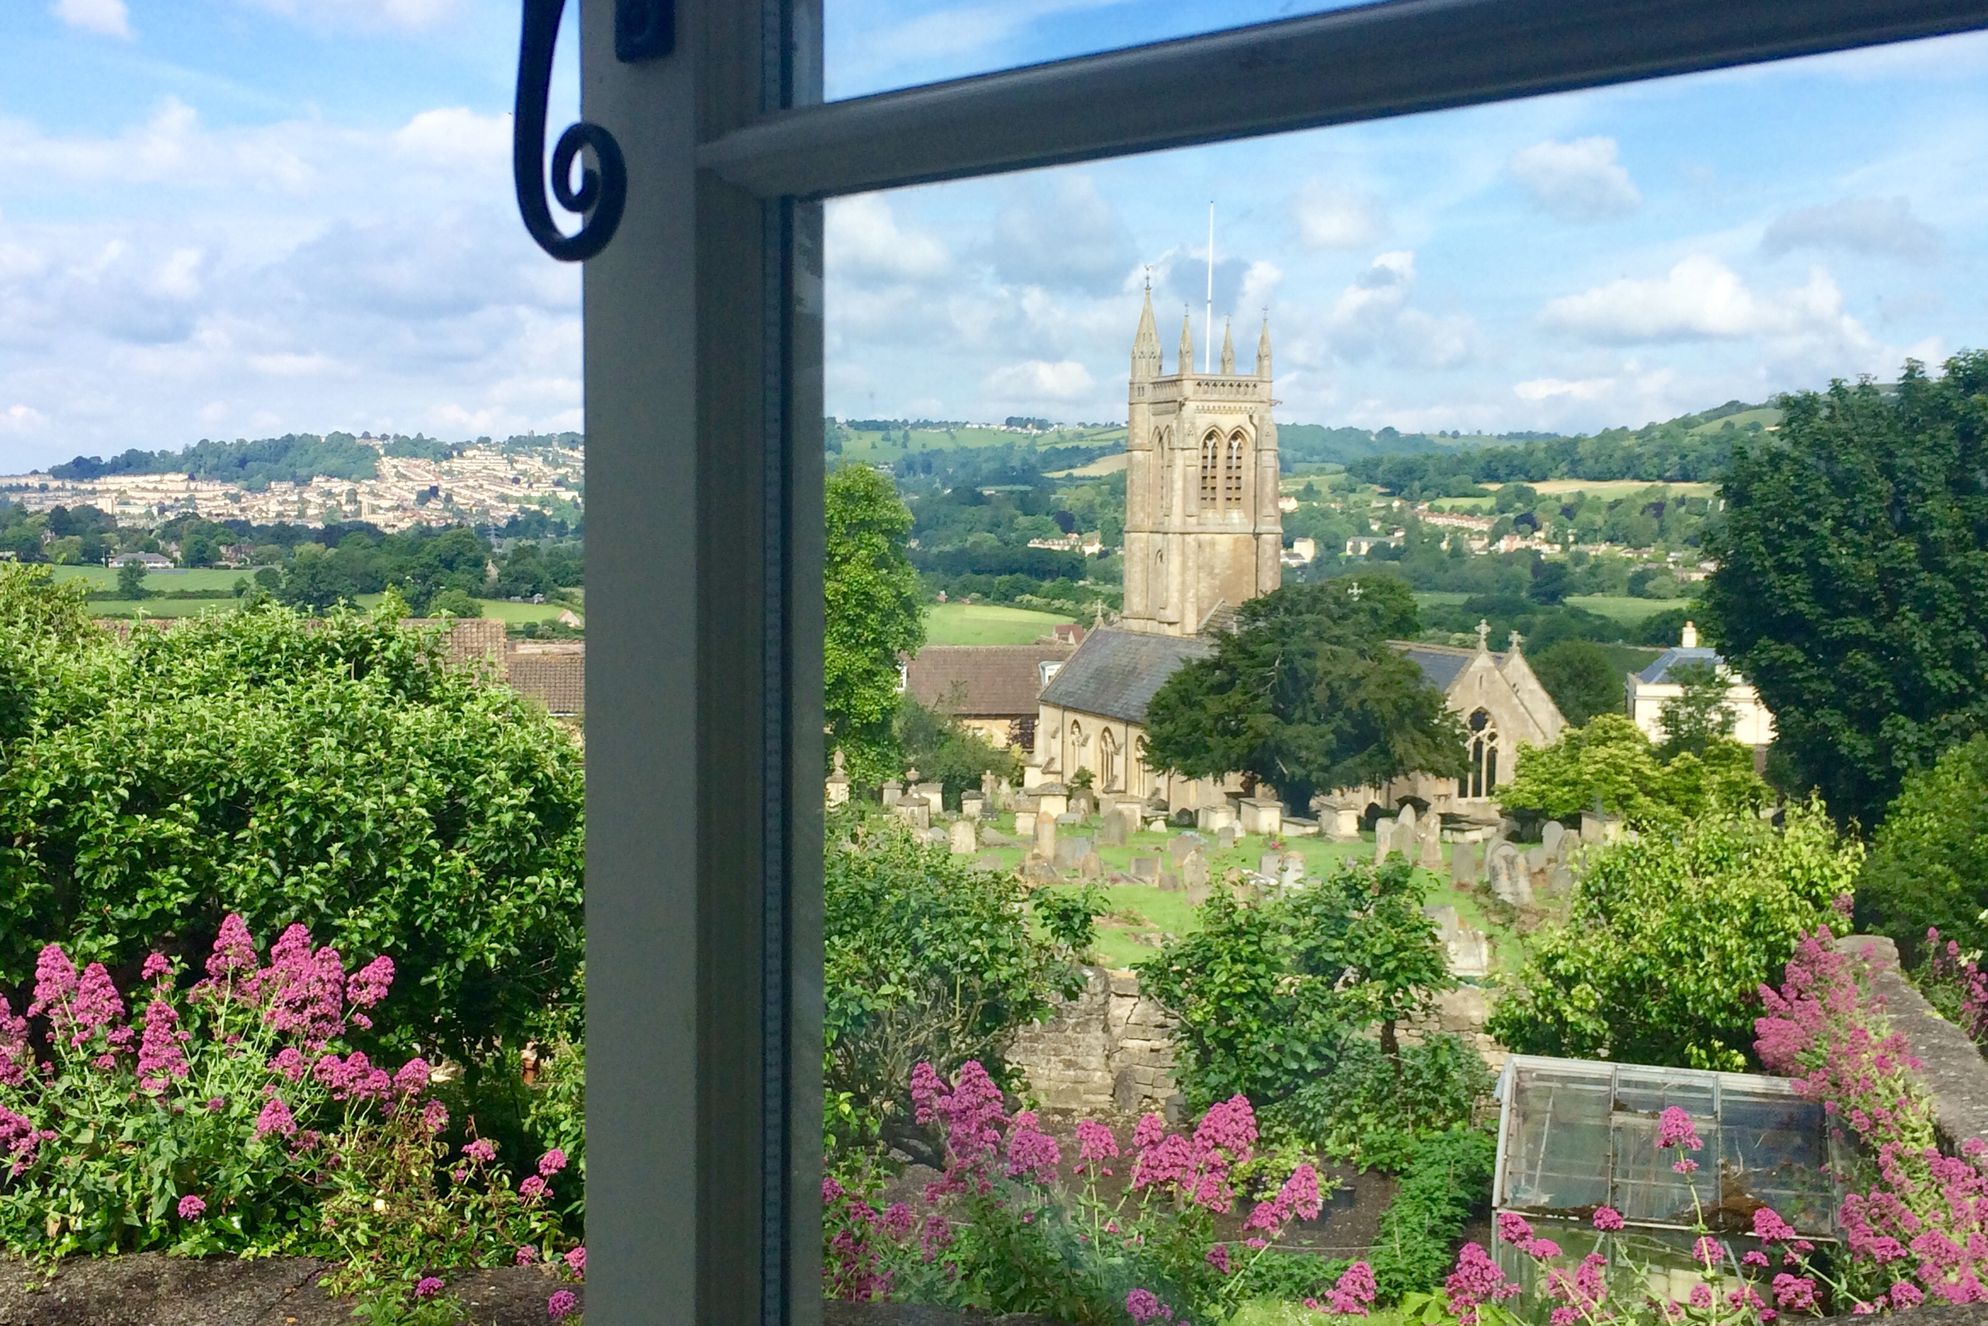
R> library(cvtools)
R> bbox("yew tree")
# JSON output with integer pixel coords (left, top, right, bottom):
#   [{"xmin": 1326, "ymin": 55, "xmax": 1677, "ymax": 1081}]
[
  {"xmin": 1704, "ymin": 352, "xmax": 1988, "ymax": 829},
  {"xmin": 1143, "ymin": 577, "xmax": 1465, "ymax": 811}
]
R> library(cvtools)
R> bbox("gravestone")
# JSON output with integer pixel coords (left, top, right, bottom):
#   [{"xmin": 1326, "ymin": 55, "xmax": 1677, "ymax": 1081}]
[
  {"xmin": 1487, "ymin": 843, "xmax": 1532, "ymax": 906},
  {"xmin": 1238, "ymin": 797, "xmax": 1284, "ymax": 837},
  {"xmin": 1417, "ymin": 818, "xmax": 1444, "ymax": 870},
  {"xmin": 1070, "ymin": 790, "xmax": 1097, "ymax": 818},
  {"xmin": 1158, "ymin": 869, "xmax": 1182, "ymax": 893},
  {"xmin": 1053, "ymin": 834, "xmax": 1093, "ymax": 872},
  {"xmin": 1327, "ymin": 805, "xmax": 1362, "ymax": 841},
  {"xmin": 980, "ymin": 770, "xmax": 1001, "ymax": 805},
  {"xmin": 914, "ymin": 781, "xmax": 945, "ymax": 814},
  {"xmin": 959, "ymin": 792, "xmax": 984, "ymax": 822},
  {"xmin": 893, "ymin": 800, "xmax": 930, "ymax": 831},
  {"xmin": 1181, "ymin": 849, "xmax": 1210, "ymax": 899},
  {"xmin": 880, "ymin": 779, "xmax": 903, "ymax": 805},
  {"xmin": 1215, "ymin": 825, "xmax": 1239, "ymax": 851},
  {"xmin": 1373, "ymin": 819, "xmax": 1394, "ymax": 866},
  {"xmin": 1541, "ymin": 820, "xmax": 1566, "ymax": 861},
  {"xmin": 1258, "ymin": 853, "xmax": 1283, "ymax": 879},
  {"xmin": 979, "ymin": 826, "xmax": 1015, "ymax": 847},
  {"xmin": 1014, "ymin": 809, "xmax": 1037, "ymax": 839},
  {"xmin": 1032, "ymin": 812, "xmax": 1057, "ymax": 862},
  {"xmin": 825, "ymin": 748, "xmax": 850, "ymax": 808},
  {"xmin": 1396, "ymin": 803, "xmax": 1418, "ymax": 835},
  {"xmin": 1077, "ymin": 851, "xmax": 1105, "ymax": 879},
  {"xmin": 1547, "ymin": 865, "xmax": 1576, "ymax": 896},
  {"xmin": 1479, "ymin": 832, "xmax": 1506, "ymax": 881},
  {"xmin": 1448, "ymin": 927, "xmax": 1492, "ymax": 979},
  {"xmin": 948, "ymin": 819, "xmax": 977, "ymax": 855},
  {"xmin": 1168, "ymin": 832, "xmax": 1206, "ymax": 866},
  {"xmin": 1197, "ymin": 803, "xmax": 1238, "ymax": 835},
  {"xmin": 1390, "ymin": 819, "xmax": 1417, "ymax": 862},
  {"xmin": 1525, "ymin": 845, "xmax": 1549, "ymax": 874},
  {"xmin": 1129, "ymin": 855, "xmax": 1161, "ymax": 884},
  {"xmin": 1035, "ymin": 785, "xmax": 1070, "ymax": 820},
  {"xmin": 1450, "ymin": 841, "xmax": 1479, "ymax": 888},
  {"xmin": 1279, "ymin": 852, "xmax": 1306, "ymax": 891},
  {"xmin": 1097, "ymin": 814, "xmax": 1129, "ymax": 847}
]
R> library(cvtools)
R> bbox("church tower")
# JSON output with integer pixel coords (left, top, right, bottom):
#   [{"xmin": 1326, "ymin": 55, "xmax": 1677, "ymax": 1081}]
[{"xmin": 1121, "ymin": 284, "xmax": 1281, "ymax": 636}]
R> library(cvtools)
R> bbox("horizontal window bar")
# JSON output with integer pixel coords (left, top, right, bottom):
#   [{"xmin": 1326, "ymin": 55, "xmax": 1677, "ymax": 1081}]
[{"xmin": 700, "ymin": 0, "xmax": 1988, "ymax": 198}]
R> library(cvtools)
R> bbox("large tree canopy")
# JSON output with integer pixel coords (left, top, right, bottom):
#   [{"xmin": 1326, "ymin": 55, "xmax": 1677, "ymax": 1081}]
[
  {"xmin": 1857, "ymin": 734, "xmax": 1988, "ymax": 961},
  {"xmin": 1501, "ymin": 713, "xmax": 1769, "ymax": 826},
  {"xmin": 1143, "ymin": 577, "xmax": 1466, "ymax": 810},
  {"xmin": 1704, "ymin": 352, "xmax": 1988, "ymax": 829},
  {"xmin": 824, "ymin": 465, "xmax": 925, "ymax": 787}
]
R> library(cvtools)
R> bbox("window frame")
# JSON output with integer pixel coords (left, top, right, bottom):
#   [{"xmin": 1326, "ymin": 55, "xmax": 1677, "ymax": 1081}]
[{"xmin": 576, "ymin": 2, "xmax": 1988, "ymax": 1321}]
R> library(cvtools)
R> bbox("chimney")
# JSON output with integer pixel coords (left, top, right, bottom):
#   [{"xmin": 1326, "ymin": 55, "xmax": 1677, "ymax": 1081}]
[{"xmin": 1681, "ymin": 621, "xmax": 1699, "ymax": 649}]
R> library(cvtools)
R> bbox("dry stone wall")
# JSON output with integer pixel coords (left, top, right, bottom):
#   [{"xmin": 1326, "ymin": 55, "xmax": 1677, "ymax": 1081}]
[{"xmin": 1008, "ymin": 967, "xmax": 1181, "ymax": 1118}]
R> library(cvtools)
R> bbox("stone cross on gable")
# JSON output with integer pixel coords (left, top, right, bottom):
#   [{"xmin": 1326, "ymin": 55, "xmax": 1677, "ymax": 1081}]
[
  {"xmin": 1348, "ymin": 581, "xmax": 1363, "ymax": 600},
  {"xmin": 1508, "ymin": 629, "xmax": 1524, "ymax": 653},
  {"xmin": 1475, "ymin": 619, "xmax": 1491, "ymax": 650}
]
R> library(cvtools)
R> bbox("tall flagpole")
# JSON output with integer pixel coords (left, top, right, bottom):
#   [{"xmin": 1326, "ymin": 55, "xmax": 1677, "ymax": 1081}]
[{"xmin": 1203, "ymin": 201, "xmax": 1214, "ymax": 375}]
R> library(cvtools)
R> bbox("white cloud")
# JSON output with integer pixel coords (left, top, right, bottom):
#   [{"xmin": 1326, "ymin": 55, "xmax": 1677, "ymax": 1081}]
[
  {"xmin": 1512, "ymin": 376, "xmax": 1614, "ymax": 403},
  {"xmin": 1294, "ymin": 185, "xmax": 1386, "ymax": 249},
  {"xmin": 247, "ymin": 351, "xmax": 347, "ymax": 378},
  {"xmin": 1325, "ymin": 251, "xmax": 1476, "ymax": 369},
  {"xmin": 983, "ymin": 359, "xmax": 1095, "ymax": 401},
  {"xmin": 826, "ymin": 194, "xmax": 951, "ymax": 282},
  {"xmin": 1507, "ymin": 137, "xmax": 1641, "ymax": 221},
  {"xmin": 1541, "ymin": 255, "xmax": 1872, "ymax": 350},
  {"xmin": 393, "ymin": 108, "xmax": 509, "ymax": 170},
  {"xmin": 1, "ymin": 403, "xmax": 48, "ymax": 433},
  {"xmin": 50, "ymin": 0, "xmax": 132, "ymax": 40},
  {"xmin": 989, "ymin": 175, "xmax": 1133, "ymax": 295},
  {"xmin": 1761, "ymin": 196, "xmax": 1942, "ymax": 262}
]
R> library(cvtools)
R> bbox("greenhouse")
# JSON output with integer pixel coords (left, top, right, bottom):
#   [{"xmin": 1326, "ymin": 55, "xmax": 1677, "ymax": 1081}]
[{"xmin": 1491, "ymin": 1055, "xmax": 1846, "ymax": 1293}]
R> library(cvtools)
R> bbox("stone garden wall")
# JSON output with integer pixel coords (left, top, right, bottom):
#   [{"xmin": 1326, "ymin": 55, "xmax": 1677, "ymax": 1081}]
[
  {"xmin": 1842, "ymin": 934, "xmax": 1988, "ymax": 1153},
  {"xmin": 1008, "ymin": 967, "xmax": 1181, "ymax": 1118}
]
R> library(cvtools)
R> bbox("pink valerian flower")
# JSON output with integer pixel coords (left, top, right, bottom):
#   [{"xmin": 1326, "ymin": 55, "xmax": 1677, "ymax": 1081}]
[
  {"xmin": 346, "ymin": 954, "xmax": 394, "ymax": 1008},
  {"xmin": 1125, "ymin": 1288, "xmax": 1173, "ymax": 1323},
  {"xmin": 66, "ymin": 962, "xmax": 125, "ymax": 1048},
  {"xmin": 1192, "ymin": 1094, "xmax": 1258, "ymax": 1170},
  {"xmin": 268, "ymin": 1046, "xmax": 308, "ymax": 1081},
  {"xmin": 880, "ymin": 1203, "xmax": 914, "ymax": 1238},
  {"xmin": 520, "ymin": 1175, "xmax": 550, "ymax": 1203},
  {"xmin": 141, "ymin": 952, "xmax": 171, "ymax": 981},
  {"xmin": 1753, "ymin": 1206, "xmax": 1798, "ymax": 1243},
  {"xmin": 546, "ymin": 1289, "xmax": 577, "ymax": 1320},
  {"xmin": 1246, "ymin": 1163, "xmax": 1324, "ymax": 1234},
  {"xmin": 516, "ymin": 1245, "xmax": 539, "ymax": 1265},
  {"xmin": 463, "ymin": 1138, "xmax": 498, "ymax": 1164},
  {"xmin": 1591, "ymin": 1205, "xmax": 1624, "ymax": 1232},
  {"xmin": 1744, "ymin": 1250, "xmax": 1771, "ymax": 1270},
  {"xmin": 1693, "ymin": 1236, "xmax": 1723, "ymax": 1268},
  {"xmin": 1445, "ymin": 1242, "xmax": 1518, "ymax": 1326},
  {"xmin": 0, "ymin": 997, "xmax": 30, "ymax": 1089},
  {"xmin": 1773, "ymin": 1274, "xmax": 1819, "ymax": 1311},
  {"xmin": 1656, "ymin": 1106, "xmax": 1702, "ymax": 1154},
  {"xmin": 1890, "ymin": 1282, "xmax": 1926, "ymax": 1308},
  {"xmin": 1003, "ymin": 1111, "xmax": 1062, "ymax": 1182},
  {"xmin": 1206, "ymin": 1243, "xmax": 1232, "ymax": 1274},
  {"xmin": 422, "ymin": 1100, "xmax": 449, "ymax": 1134},
  {"xmin": 394, "ymin": 1058, "xmax": 432, "ymax": 1096},
  {"xmin": 136, "ymin": 999, "xmax": 190, "ymax": 1089},
  {"xmin": 415, "ymin": 1277, "xmax": 444, "ymax": 1301},
  {"xmin": 1688, "ymin": 1284, "xmax": 1714, "ymax": 1310},
  {"xmin": 29, "ymin": 944, "xmax": 78, "ymax": 1017},
  {"xmin": 563, "ymin": 1246, "xmax": 586, "ymax": 1279},
  {"xmin": 1131, "ymin": 1112, "xmax": 1166, "ymax": 1150},
  {"xmin": 918, "ymin": 1211, "xmax": 953, "ymax": 1261},
  {"xmin": 312, "ymin": 1050, "xmax": 392, "ymax": 1101},
  {"xmin": 1074, "ymin": 1118, "xmax": 1119, "ymax": 1172},
  {"xmin": 910, "ymin": 1060, "xmax": 1007, "ymax": 1185},
  {"xmin": 177, "ymin": 1194, "xmax": 207, "ymax": 1220},
  {"xmin": 1522, "ymin": 1238, "xmax": 1563, "ymax": 1260},
  {"xmin": 1, "ymin": 1107, "xmax": 45, "ymax": 1174},
  {"xmin": 1326, "ymin": 1261, "xmax": 1378, "ymax": 1316},
  {"xmin": 538, "ymin": 1148, "xmax": 569, "ymax": 1178},
  {"xmin": 254, "ymin": 1095, "xmax": 297, "ymax": 1139},
  {"xmin": 1496, "ymin": 1211, "xmax": 1534, "ymax": 1246},
  {"xmin": 205, "ymin": 915, "xmax": 260, "ymax": 984},
  {"xmin": 263, "ymin": 926, "xmax": 349, "ymax": 1047}
]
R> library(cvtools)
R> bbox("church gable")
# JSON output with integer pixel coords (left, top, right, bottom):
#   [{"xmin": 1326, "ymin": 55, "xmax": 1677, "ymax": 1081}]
[{"xmin": 1037, "ymin": 628, "xmax": 1212, "ymax": 725}]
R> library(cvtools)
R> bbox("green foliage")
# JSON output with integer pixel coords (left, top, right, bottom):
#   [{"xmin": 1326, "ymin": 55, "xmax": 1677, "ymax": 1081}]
[
  {"xmin": 116, "ymin": 560, "xmax": 148, "ymax": 599},
  {"xmin": 1138, "ymin": 861, "xmax": 1455, "ymax": 1137},
  {"xmin": 1858, "ymin": 735, "xmax": 1988, "ymax": 961},
  {"xmin": 1501, "ymin": 713, "xmax": 1770, "ymax": 826},
  {"xmin": 49, "ymin": 433, "xmax": 381, "ymax": 489},
  {"xmin": 425, "ymin": 587, "xmax": 482, "ymax": 618},
  {"xmin": 0, "ymin": 580, "xmax": 584, "ymax": 1061},
  {"xmin": 1704, "ymin": 352, "xmax": 1988, "ymax": 830},
  {"xmin": 1656, "ymin": 661, "xmax": 1736, "ymax": 758},
  {"xmin": 1366, "ymin": 1127, "xmax": 1496, "ymax": 1303},
  {"xmin": 1144, "ymin": 579, "xmax": 1465, "ymax": 811},
  {"xmin": 822, "ymin": 810, "xmax": 1091, "ymax": 1153},
  {"xmin": 1488, "ymin": 802, "xmax": 1862, "ymax": 1070},
  {"xmin": 1528, "ymin": 639, "xmax": 1625, "ymax": 727},
  {"xmin": 892, "ymin": 695, "xmax": 1020, "ymax": 807},
  {"xmin": 1269, "ymin": 1035, "xmax": 1493, "ymax": 1171},
  {"xmin": 825, "ymin": 467, "xmax": 926, "ymax": 786}
]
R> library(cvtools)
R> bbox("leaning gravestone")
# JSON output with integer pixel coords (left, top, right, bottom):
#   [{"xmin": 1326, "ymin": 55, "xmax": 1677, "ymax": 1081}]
[
  {"xmin": 1053, "ymin": 835, "xmax": 1093, "ymax": 872},
  {"xmin": 1450, "ymin": 841, "xmax": 1479, "ymax": 888},
  {"xmin": 1097, "ymin": 814, "xmax": 1129, "ymax": 847},
  {"xmin": 1158, "ymin": 869, "xmax": 1181, "ymax": 893},
  {"xmin": 1181, "ymin": 849, "xmax": 1210, "ymax": 900},
  {"xmin": 1487, "ymin": 843, "xmax": 1532, "ymax": 906},
  {"xmin": 1077, "ymin": 851, "xmax": 1105, "ymax": 880},
  {"xmin": 1259, "ymin": 853, "xmax": 1283, "ymax": 879},
  {"xmin": 1168, "ymin": 832, "xmax": 1206, "ymax": 866},
  {"xmin": 948, "ymin": 819, "xmax": 977, "ymax": 855}
]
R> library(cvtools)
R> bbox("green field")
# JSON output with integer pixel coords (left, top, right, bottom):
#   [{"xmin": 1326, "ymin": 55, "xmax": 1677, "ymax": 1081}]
[
  {"xmin": 352, "ymin": 594, "xmax": 579, "ymax": 625},
  {"xmin": 1487, "ymin": 479, "xmax": 1716, "ymax": 499},
  {"xmin": 924, "ymin": 602, "xmax": 1075, "ymax": 645},
  {"xmin": 1689, "ymin": 406, "xmax": 1780, "ymax": 436},
  {"xmin": 1565, "ymin": 594, "xmax": 1673, "ymax": 627},
  {"xmin": 1412, "ymin": 591, "xmax": 1471, "ymax": 610},
  {"xmin": 86, "ymin": 594, "xmax": 579, "ymax": 626},
  {"xmin": 1044, "ymin": 452, "xmax": 1128, "ymax": 478},
  {"xmin": 52, "ymin": 565, "xmax": 250, "ymax": 591}
]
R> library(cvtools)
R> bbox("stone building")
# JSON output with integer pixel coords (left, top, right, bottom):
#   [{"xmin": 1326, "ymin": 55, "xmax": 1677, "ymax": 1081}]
[
  {"xmin": 1120, "ymin": 283, "xmax": 1281, "ymax": 637},
  {"xmin": 1625, "ymin": 620, "xmax": 1775, "ymax": 751},
  {"xmin": 899, "ymin": 640, "xmax": 1078, "ymax": 748},
  {"xmin": 1026, "ymin": 289, "xmax": 1565, "ymax": 816}
]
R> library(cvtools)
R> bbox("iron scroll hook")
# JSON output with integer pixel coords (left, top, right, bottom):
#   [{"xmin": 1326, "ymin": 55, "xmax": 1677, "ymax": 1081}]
[{"xmin": 514, "ymin": 0, "xmax": 673, "ymax": 262}]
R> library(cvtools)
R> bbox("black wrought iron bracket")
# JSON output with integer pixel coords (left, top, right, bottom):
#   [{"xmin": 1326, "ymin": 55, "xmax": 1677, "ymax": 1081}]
[{"xmin": 515, "ymin": 0, "xmax": 673, "ymax": 262}]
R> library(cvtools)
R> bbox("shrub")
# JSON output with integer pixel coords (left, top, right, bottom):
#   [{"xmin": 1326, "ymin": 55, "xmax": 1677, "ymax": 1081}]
[
  {"xmin": 1488, "ymin": 802, "xmax": 1861, "ymax": 1070},
  {"xmin": 1367, "ymin": 1126, "xmax": 1496, "ymax": 1303},
  {"xmin": 1500, "ymin": 713, "xmax": 1770, "ymax": 826},
  {"xmin": 1857, "ymin": 734, "xmax": 1988, "ymax": 962},
  {"xmin": 823, "ymin": 811, "xmax": 1095, "ymax": 1155},
  {"xmin": 1139, "ymin": 860, "xmax": 1456, "ymax": 1141},
  {"xmin": 1270, "ymin": 1035, "xmax": 1493, "ymax": 1172},
  {"xmin": 0, "ymin": 580, "xmax": 584, "ymax": 1062}
]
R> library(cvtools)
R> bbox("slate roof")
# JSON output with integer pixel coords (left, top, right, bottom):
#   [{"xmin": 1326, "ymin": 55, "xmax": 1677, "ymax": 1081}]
[
  {"xmin": 1043, "ymin": 629, "xmax": 1501, "ymax": 725},
  {"xmin": 1635, "ymin": 645, "xmax": 1722, "ymax": 685},
  {"xmin": 1038, "ymin": 629, "xmax": 1214, "ymax": 724},
  {"xmin": 904, "ymin": 643, "xmax": 1076, "ymax": 717}
]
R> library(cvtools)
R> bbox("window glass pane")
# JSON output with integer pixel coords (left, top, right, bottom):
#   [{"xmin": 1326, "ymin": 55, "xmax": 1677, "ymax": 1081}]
[{"xmin": 827, "ymin": 1, "xmax": 1374, "ymax": 100}]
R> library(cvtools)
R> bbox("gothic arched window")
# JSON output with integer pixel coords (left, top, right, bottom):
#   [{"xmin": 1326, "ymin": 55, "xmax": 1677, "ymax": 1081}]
[
  {"xmin": 1154, "ymin": 427, "xmax": 1170, "ymax": 515},
  {"xmin": 1458, "ymin": 707, "xmax": 1500, "ymax": 799},
  {"xmin": 1199, "ymin": 431, "xmax": 1220, "ymax": 505},
  {"xmin": 1223, "ymin": 430, "xmax": 1246, "ymax": 506},
  {"xmin": 1132, "ymin": 735, "xmax": 1149, "ymax": 798},
  {"xmin": 1100, "ymin": 727, "xmax": 1121, "ymax": 792}
]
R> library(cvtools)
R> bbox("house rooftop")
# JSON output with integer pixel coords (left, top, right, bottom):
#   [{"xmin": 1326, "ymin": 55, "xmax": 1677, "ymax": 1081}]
[{"xmin": 1635, "ymin": 645, "xmax": 1723, "ymax": 685}]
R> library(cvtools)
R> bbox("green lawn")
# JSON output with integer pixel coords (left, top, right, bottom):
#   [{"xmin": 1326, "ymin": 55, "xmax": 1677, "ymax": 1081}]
[
  {"xmin": 352, "ymin": 594, "xmax": 579, "ymax": 625},
  {"xmin": 53, "ymin": 565, "xmax": 250, "ymax": 592},
  {"xmin": 1002, "ymin": 816, "xmax": 1525, "ymax": 973},
  {"xmin": 925, "ymin": 602, "xmax": 1076, "ymax": 645},
  {"xmin": 1688, "ymin": 406, "xmax": 1780, "ymax": 436},
  {"xmin": 837, "ymin": 423, "xmax": 1126, "ymax": 464}
]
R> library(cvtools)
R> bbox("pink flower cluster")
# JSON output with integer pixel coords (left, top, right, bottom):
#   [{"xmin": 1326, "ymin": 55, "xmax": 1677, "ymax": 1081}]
[
  {"xmin": 1921, "ymin": 928, "xmax": 1988, "ymax": 1045},
  {"xmin": 1130, "ymin": 1094, "xmax": 1258, "ymax": 1215}
]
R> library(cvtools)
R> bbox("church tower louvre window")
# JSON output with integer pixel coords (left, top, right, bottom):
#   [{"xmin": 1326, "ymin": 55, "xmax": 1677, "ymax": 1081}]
[
  {"xmin": 1199, "ymin": 432, "xmax": 1220, "ymax": 504},
  {"xmin": 1223, "ymin": 431, "xmax": 1245, "ymax": 506}
]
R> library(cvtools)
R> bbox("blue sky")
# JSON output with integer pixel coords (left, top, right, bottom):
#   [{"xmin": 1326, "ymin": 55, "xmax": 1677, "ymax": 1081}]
[{"xmin": 1, "ymin": 1, "xmax": 1984, "ymax": 469}]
